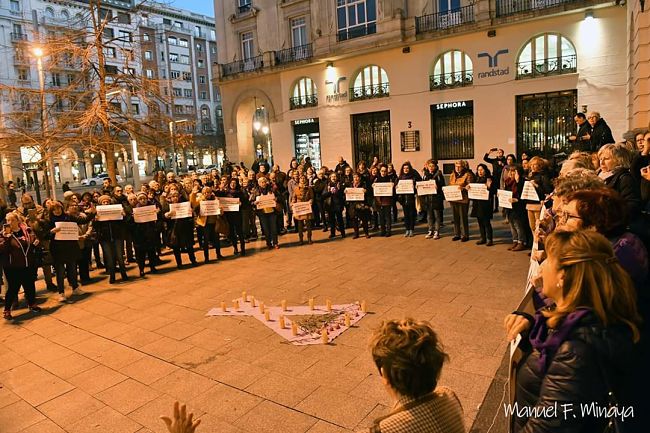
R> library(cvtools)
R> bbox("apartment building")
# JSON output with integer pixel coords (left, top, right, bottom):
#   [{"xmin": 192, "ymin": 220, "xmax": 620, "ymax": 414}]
[
  {"xmin": 215, "ymin": 0, "xmax": 649, "ymax": 173},
  {"xmin": 0, "ymin": 0, "xmax": 224, "ymax": 184}
]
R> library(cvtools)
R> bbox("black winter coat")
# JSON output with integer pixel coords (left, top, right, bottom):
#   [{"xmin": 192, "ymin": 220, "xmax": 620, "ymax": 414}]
[
  {"xmin": 421, "ymin": 169, "xmax": 445, "ymax": 210},
  {"xmin": 513, "ymin": 313, "xmax": 639, "ymax": 433},
  {"xmin": 603, "ymin": 168, "xmax": 642, "ymax": 217},
  {"xmin": 471, "ymin": 175, "xmax": 496, "ymax": 220},
  {"xmin": 396, "ymin": 171, "xmax": 422, "ymax": 208},
  {"xmin": 44, "ymin": 213, "xmax": 93, "ymax": 262},
  {"xmin": 130, "ymin": 202, "xmax": 160, "ymax": 248},
  {"xmin": 322, "ymin": 181, "xmax": 345, "ymax": 211},
  {"xmin": 588, "ymin": 118, "xmax": 615, "ymax": 151}
]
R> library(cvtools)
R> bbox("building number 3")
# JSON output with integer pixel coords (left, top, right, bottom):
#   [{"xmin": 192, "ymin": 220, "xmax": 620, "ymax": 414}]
[{"xmin": 407, "ymin": 121, "xmax": 412, "ymax": 129}]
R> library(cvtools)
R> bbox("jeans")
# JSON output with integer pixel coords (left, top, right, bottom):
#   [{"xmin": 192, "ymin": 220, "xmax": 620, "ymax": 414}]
[
  {"xmin": 379, "ymin": 206, "xmax": 392, "ymax": 235},
  {"xmin": 477, "ymin": 217, "xmax": 493, "ymax": 242},
  {"xmin": 295, "ymin": 219, "xmax": 312, "ymax": 242},
  {"xmin": 451, "ymin": 202, "xmax": 470, "ymax": 238},
  {"xmin": 259, "ymin": 212, "xmax": 278, "ymax": 246},
  {"xmin": 508, "ymin": 210, "xmax": 528, "ymax": 245},
  {"xmin": 3, "ymin": 267, "xmax": 37, "ymax": 310},
  {"xmin": 402, "ymin": 202, "xmax": 416, "ymax": 231},
  {"xmin": 100, "ymin": 239, "xmax": 126, "ymax": 278},
  {"xmin": 426, "ymin": 207, "xmax": 442, "ymax": 233},
  {"xmin": 54, "ymin": 258, "xmax": 78, "ymax": 293}
]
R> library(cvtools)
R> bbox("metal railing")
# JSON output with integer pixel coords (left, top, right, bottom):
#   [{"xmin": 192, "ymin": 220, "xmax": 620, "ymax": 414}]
[
  {"xmin": 222, "ymin": 55, "xmax": 264, "ymax": 76},
  {"xmin": 349, "ymin": 83, "xmax": 390, "ymax": 101},
  {"xmin": 289, "ymin": 94, "xmax": 318, "ymax": 110},
  {"xmin": 337, "ymin": 23, "xmax": 377, "ymax": 42},
  {"xmin": 415, "ymin": 6, "xmax": 475, "ymax": 34},
  {"xmin": 276, "ymin": 43, "xmax": 313, "ymax": 64},
  {"xmin": 429, "ymin": 70, "xmax": 474, "ymax": 91},
  {"xmin": 10, "ymin": 33, "xmax": 28, "ymax": 42},
  {"xmin": 516, "ymin": 54, "xmax": 577, "ymax": 79},
  {"xmin": 496, "ymin": 0, "xmax": 574, "ymax": 17},
  {"xmin": 238, "ymin": 3, "xmax": 253, "ymax": 14}
]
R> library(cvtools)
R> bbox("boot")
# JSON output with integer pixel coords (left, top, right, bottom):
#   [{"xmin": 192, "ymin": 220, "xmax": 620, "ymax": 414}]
[
  {"xmin": 121, "ymin": 270, "xmax": 129, "ymax": 281},
  {"xmin": 240, "ymin": 240, "xmax": 246, "ymax": 256},
  {"xmin": 109, "ymin": 271, "xmax": 116, "ymax": 284},
  {"xmin": 307, "ymin": 232, "xmax": 313, "ymax": 245}
]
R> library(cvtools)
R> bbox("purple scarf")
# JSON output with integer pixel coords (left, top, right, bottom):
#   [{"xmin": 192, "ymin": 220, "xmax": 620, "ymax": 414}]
[{"xmin": 529, "ymin": 307, "xmax": 592, "ymax": 373}]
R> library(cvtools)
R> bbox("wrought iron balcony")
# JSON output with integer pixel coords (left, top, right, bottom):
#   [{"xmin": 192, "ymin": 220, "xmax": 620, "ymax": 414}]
[
  {"xmin": 276, "ymin": 43, "xmax": 313, "ymax": 65},
  {"xmin": 415, "ymin": 6, "xmax": 475, "ymax": 34},
  {"xmin": 349, "ymin": 83, "xmax": 389, "ymax": 102},
  {"xmin": 289, "ymin": 95, "xmax": 318, "ymax": 110},
  {"xmin": 10, "ymin": 33, "xmax": 29, "ymax": 42},
  {"xmin": 429, "ymin": 71, "xmax": 473, "ymax": 91},
  {"xmin": 222, "ymin": 55, "xmax": 264, "ymax": 76},
  {"xmin": 496, "ymin": 0, "xmax": 575, "ymax": 17},
  {"xmin": 516, "ymin": 54, "xmax": 577, "ymax": 79},
  {"xmin": 337, "ymin": 23, "xmax": 377, "ymax": 42}
]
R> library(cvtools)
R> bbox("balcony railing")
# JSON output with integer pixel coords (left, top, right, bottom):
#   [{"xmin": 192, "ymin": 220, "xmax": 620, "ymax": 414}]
[
  {"xmin": 276, "ymin": 43, "xmax": 313, "ymax": 65},
  {"xmin": 10, "ymin": 33, "xmax": 29, "ymax": 42},
  {"xmin": 289, "ymin": 95, "xmax": 318, "ymax": 110},
  {"xmin": 238, "ymin": 3, "xmax": 253, "ymax": 14},
  {"xmin": 222, "ymin": 55, "xmax": 264, "ymax": 76},
  {"xmin": 349, "ymin": 83, "xmax": 390, "ymax": 101},
  {"xmin": 496, "ymin": 0, "xmax": 573, "ymax": 17},
  {"xmin": 415, "ymin": 6, "xmax": 475, "ymax": 34},
  {"xmin": 429, "ymin": 71, "xmax": 473, "ymax": 91},
  {"xmin": 516, "ymin": 54, "xmax": 577, "ymax": 79},
  {"xmin": 337, "ymin": 22, "xmax": 376, "ymax": 42}
]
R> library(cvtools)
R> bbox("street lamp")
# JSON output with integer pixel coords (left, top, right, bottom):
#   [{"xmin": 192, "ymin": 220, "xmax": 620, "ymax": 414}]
[
  {"xmin": 168, "ymin": 119, "xmax": 189, "ymax": 175},
  {"xmin": 32, "ymin": 46, "xmax": 57, "ymax": 200}
]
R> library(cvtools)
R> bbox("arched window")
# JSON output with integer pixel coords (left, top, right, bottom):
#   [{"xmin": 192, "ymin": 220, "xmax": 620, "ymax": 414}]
[
  {"xmin": 290, "ymin": 77, "xmax": 317, "ymax": 109},
  {"xmin": 517, "ymin": 33, "xmax": 577, "ymax": 79},
  {"xmin": 61, "ymin": 10, "xmax": 69, "ymax": 20},
  {"xmin": 45, "ymin": 7, "xmax": 55, "ymax": 18},
  {"xmin": 430, "ymin": 50, "xmax": 473, "ymax": 90},
  {"xmin": 350, "ymin": 65, "xmax": 389, "ymax": 101},
  {"xmin": 200, "ymin": 105, "xmax": 210, "ymax": 119}
]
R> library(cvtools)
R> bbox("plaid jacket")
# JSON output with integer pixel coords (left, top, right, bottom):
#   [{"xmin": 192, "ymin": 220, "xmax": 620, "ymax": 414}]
[{"xmin": 369, "ymin": 386, "xmax": 465, "ymax": 433}]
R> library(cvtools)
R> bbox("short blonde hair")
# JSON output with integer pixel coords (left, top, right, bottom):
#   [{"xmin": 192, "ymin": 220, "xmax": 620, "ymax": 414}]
[{"xmin": 597, "ymin": 143, "xmax": 633, "ymax": 169}]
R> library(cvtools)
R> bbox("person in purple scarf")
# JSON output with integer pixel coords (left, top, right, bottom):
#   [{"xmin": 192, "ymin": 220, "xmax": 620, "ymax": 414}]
[{"xmin": 504, "ymin": 230, "xmax": 643, "ymax": 433}]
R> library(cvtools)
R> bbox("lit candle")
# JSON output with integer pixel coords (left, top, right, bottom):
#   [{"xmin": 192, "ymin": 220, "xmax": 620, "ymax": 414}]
[
  {"xmin": 279, "ymin": 315, "xmax": 286, "ymax": 329},
  {"xmin": 326, "ymin": 300, "xmax": 332, "ymax": 312},
  {"xmin": 321, "ymin": 328, "xmax": 328, "ymax": 344},
  {"xmin": 259, "ymin": 302, "xmax": 265, "ymax": 314},
  {"xmin": 264, "ymin": 309, "xmax": 271, "ymax": 322},
  {"xmin": 344, "ymin": 313, "xmax": 351, "ymax": 327},
  {"xmin": 242, "ymin": 291, "xmax": 247, "ymax": 302},
  {"xmin": 308, "ymin": 298, "xmax": 315, "ymax": 310},
  {"xmin": 251, "ymin": 296, "xmax": 256, "ymax": 307},
  {"xmin": 233, "ymin": 300, "xmax": 239, "ymax": 310},
  {"xmin": 291, "ymin": 322, "xmax": 298, "ymax": 336},
  {"xmin": 361, "ymin": 301, "xmax": 367, "ymax": 313},
  {"xmin": 221, "ymin": 301, "xmax": 227, "ymax": 312},
  {"xmin": 281, "ymin": 300, "xmax": 287, "ymax": 311}
]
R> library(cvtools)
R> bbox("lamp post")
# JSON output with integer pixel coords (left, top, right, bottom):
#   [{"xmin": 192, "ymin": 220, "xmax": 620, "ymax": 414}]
[
  {"xmin": 168, "ymin": 119, "xmax": 188, "ymax": 175},
  {"xmin": 33, "ymin": 46, "xmax": 57, "ymax": 200}
]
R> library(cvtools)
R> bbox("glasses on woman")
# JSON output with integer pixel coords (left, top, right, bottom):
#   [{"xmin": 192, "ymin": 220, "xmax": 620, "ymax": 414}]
[{"xmin": 554, "ymin": 211, "xmax": 583, "ymax": 224}]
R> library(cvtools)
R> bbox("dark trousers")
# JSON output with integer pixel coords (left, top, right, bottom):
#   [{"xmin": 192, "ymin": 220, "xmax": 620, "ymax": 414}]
[
  {"xmin": 426, "ymin": 207, "xmax": 442, "ymax": 232},
  {"xmin": 225, "ymin": 212, "xmax": 245, "ymax": 254},
  {"xmin": 203, "ymin": 223, "xmax": 222, "ymax": 261},
  {"xmin": 92, "ymin": 242, "xmax": 103, "ymax": 265},
  {"xmin": 173, "ymin": 246, "xmax": 196, "ymax": 267},
  {"xmin": 259, "ymin": 212, "xmax": 278, "ymax": 246},
  {"xmin": 402, "ymin": 202, "xmax": 417, "ymax": 231},
  {"xmin": 101, "ymin": 239, "xmax": 126, "ymax": 278},
  {"xmin": 196, "ymin": 225, "xmax": 206, "ymax": 248},
  {"xmin": 295, "ymin": 219, "xmax": 312, "ymax": 242},
  {"xmin": 242, "ymin": 208, "xmax": 252, "ymax": 238},
  {"xmin": 352, "ymin": 208, "xmax": 370, "ymax": 236},
  {"xmin": 3, "ymin": 267, "xmax": 37, "ymax": 310},
  {"xmin": 78, "ymin": 247, "xmax": 92, "ymax": 282},
  {"xmin": 379, "ymin": 206, "xmax": 392, "ymax": 235},
  {"xmin": 451, "ymin": 202, "xmax": 470, "ymax": 238},
  {"xmin": 477, "ymin": 217, "xmax": 494, "ymax": 242},
  {"xmin": 124, "ymin": 233, "xmax": 135, "ymax": 261},
  {"xmin": 247, "ymin": 209, "xmax": 258, "ymax": 238},
  {"xmin": 54, "ymin": 258, "xmax": 78, "ymax": 293},
  {"xmin": 135, "ymin": 246, "xmax": 157, "ymax": 272},
  {"xmin": 328, "ymin": 209, "xmax": 345, "ymax": 236}
]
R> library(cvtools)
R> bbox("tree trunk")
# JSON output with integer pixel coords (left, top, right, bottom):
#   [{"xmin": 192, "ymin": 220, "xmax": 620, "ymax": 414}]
[{"xmin": 105, "ymin": 146, "xmax": 117, "ymax": 185}]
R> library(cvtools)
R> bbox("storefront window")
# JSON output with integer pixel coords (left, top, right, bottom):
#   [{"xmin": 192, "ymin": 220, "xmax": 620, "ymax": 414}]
[
  {"xmin": 430, "ymin": 100, "xmax": 474, "ymax": 160},
  {"xmin": 292, "ymin": 118, "xmax": 321, "ymax": 169}
]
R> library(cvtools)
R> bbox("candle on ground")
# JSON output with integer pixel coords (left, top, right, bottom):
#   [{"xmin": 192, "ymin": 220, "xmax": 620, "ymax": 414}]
[
  {"xmin": 326, "ymin": 299, "xmax": 332, "ymax": 312},
  {"xmin": 242, "ymin": 291, "xmax": 247, "ymax": 302},
  {"xmin": 281, "ymin": 300, "xmax": 287, "ymax": 311},
  {"xmin": 308, "ymin": 298, "xmax": 315, "ymax": 310},
  {"xmin": 321, "ymin": 328, "xmax": 328, "ymax": 344},
  {"xmin": 233, "ymin": 300, "xmax": 239, "ymax": 310},
  {"xmin": 259, "ymin": 302, "xmax": 265, "ymax": 314},
  {"xmin": 264, "ymin": 309, "xmax": 271, "ymax": 322},
  {"xmin": 291, "ymin": 322, "xmax": 298, "ymax": 336},
  {"xmin": 344, "ymin": 313, "xmax": 351, "ymax": 327},
  {"xmin": 221, "ymin": 301, "xmax": 227, "ymax": 312},
  {"xmin": 279, "ymin": 315, "xmax": 286, "ymax": 329},
  {"xmin": 361, "ymin": 301, "xmax": 367, "ymax": 313},
  {"xmin": 251, "ymin": 296, "xmax": 256, "ymax": 307}
]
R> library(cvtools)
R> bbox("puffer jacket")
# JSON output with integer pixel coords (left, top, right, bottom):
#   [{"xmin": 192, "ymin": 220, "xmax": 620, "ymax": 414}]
[{"xmin": 513, "ymin": 312, "xmax": 640, "ymax": 433}]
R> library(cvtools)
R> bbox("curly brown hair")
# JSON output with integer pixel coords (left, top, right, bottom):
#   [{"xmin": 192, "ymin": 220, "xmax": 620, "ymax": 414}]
[{"xmin": 565, "ymin": 188, "xmax": 627, "ymax": 236}]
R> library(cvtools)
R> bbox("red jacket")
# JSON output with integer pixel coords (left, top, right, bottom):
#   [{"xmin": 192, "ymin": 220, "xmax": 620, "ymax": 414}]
[{"xmin": 0, "ymin": 225, "xmax": 38, "ymax": 268}]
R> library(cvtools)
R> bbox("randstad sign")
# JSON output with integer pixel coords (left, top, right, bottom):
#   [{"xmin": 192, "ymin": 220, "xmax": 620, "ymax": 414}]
[{"xmin": 477, "ymin": 49, "xmax": 510, "ymax": 79}]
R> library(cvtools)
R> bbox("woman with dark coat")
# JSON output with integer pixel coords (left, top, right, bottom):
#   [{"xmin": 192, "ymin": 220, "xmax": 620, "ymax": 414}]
[
  {"xmin": 1, "ymin": 212, "xmax": 41, "ymax": 320},
  {"xmin": 525, "ymin": 157, "xmax": 554, "ymax": 235},
  {"xmin": 373, "ymin": 165, "xmax": 394, "ymax": 237},
  {"xmin": 132, "ymin": 192, "xmax": 159, "ymax": 277},
  {"xmin": 347, "ymin": 173, "xmax": 372, "ymax": 239},
  {"xmin": 449, "ymin": 160, "xmax": 474, "ymax": 242},
  {"xmin": 505, "ymin": 230, "xmax": 642, "ymax": 433},
  {"xmin": 93, "ymin": 195, "xmax": 129, "ymax": 283},
  {"xmin": 396, "ymin": 161, "xmax": 422, "ymax": 237},
  {"xmin": 224, "ymin": 178, "xmax": 247, "ymax": 256},
  {"xmin": 422, "ymin": 159, "xmax": 445, "ymax": 240},
  {"xmin": 470, "ymin": 164, "xmax": 496, "ymax": 246},
  {"xmin": 163, "ymin": 190, "xmax": 197, "ymax": 268},
  {"xmin": 44, "ymin": 201, "xmax": 94, "ymax": 300},
  {"xmin": 291, "ymin": 175, "xmax": 314, "ymax": 245},
  {"xmin": 505, "ymin": 165, "xmax": 529, "ymax": 251},
  {"xmin": 253, "ymin": 176, "xmax": 281, "ymax": 249},
  {"xmin": 322, "ymin": 172, "xmax": 346, "ymax": 239}
]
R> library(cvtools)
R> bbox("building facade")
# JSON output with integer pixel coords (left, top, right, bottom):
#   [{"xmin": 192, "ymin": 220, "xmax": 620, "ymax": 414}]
[
  {"xmin": 215, "ymin": 0, "xmax": 646, "ymax": 173},
  {"xmin": 0, "ymin": 0, "xmax": 224, "ymax": 185}
]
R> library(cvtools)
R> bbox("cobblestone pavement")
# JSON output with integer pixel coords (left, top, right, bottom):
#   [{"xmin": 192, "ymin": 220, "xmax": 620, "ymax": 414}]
[{"xmin": 0, "ymin": 220, "xmax": 529, "ymax": 433}]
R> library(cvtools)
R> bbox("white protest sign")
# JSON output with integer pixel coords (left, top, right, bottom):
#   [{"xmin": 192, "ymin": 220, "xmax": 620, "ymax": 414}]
[
  {"xmin": 416, "ymin": 180, "xmax": 437, "ymax": 196},
  {"xmin": 200, "ymin": 200, "xmax": 221, "ymax": 216},
  {"xmin": 170, "ymin": 201, "xmax": 192, "ymax": 219},
  {"xmin": 396, "ymin": 180, "xmax": 414, "ymax": 194},
  {"xmin": 498, "ymin": 189, "xmax": 513, "ymax": 209},
  {"xmin": 442, "ymin": 185, "xmax": 463, "ymax": 202},
  {"xmin": 54, "ymin": 221, "xmax": 79, "ymax": 241},
  {"xmin": 218, "ymin": 197, "xmax": 240, "ymax": 212},
  {"xmin": 468, "ymin": 183, "xmax": 490, "ymax": 201},
  {"xmin": 96, "ymin": 204, "xmax": 123, "ymax": 221},
  {"xmin": 292, "ymin": 201, "xmax": 312, "ymax": 217},
  {"xmin": 345, "ymin": 188, "xmax": 365, "ymax": 201},
  {"xmin": 373, "ymin": 182, "xmax": 393, "ymax": 197},
  {"xmin": 521, "ymin": 181, "xmax": 540, "ymax": 201},
  {"xmin": 133, "ymin": 205, "xmax": 157, "ymax": 223},
  {"xmin": 256, "ymin": 194, "xmax": 276, "ymax": 210}
]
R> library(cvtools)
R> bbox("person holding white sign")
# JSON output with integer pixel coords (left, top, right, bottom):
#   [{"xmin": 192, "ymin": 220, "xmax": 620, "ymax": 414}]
[
  {"xmin": 322, "ymin": 172, "xmax": 346, "ymax": 239},
  {"xmin": 470, "ymin": 164, "xmax": 496, "ymax": 246},
  {"xmin": 131, "ymin": 192, "xmax": 159, "ymax": 277},
  {"xmin": 524, "ymin": 157, "xmax": 553, "ymax": 236},
  {"xmin": 504, "ymin": 166, "xmax": 530, "ymax": 251},
  {"xmin": 421, "ymin": 159, "xmax": 445, "ymax": 239},
  {"xmin": 346, "ymin": 173, "xmax": 372, "ymax": 239},
  {"xmin": 164, "ymin": 191, "xmax": 198, "ymax": 268},
  {"xmin": 396, "ymin": 162, "xmax": 422, "ymax": 237},
  {"xmin": 373, "ymin": 165, "xmax": 394, "ymax": 237},
  {"xmin": 254, "ymin": 177, "xmax": 280, "ymax": 249},
  {"xmin": 94, "ymin": 195, "xmax": 129, "ymax": 284},
  {"xmin": 223, "ymin": 178, "xmax": 247, "ymax": 255},
  {"xmin": 190, "ymin": 186, "xmax": 224, "ymax": 263},
  {"xmin": 290, "ymin": 176, "xmax": 314, "ymax": 245},
  {"xmin": 449, "ymin": 160, "xmax": 475, "ymax": 242}
]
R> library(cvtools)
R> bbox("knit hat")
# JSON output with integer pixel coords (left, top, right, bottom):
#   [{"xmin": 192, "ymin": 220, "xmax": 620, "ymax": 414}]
[{"xmin": 97, "ymin": 195, "xmax": 112, "ymax": 205}]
